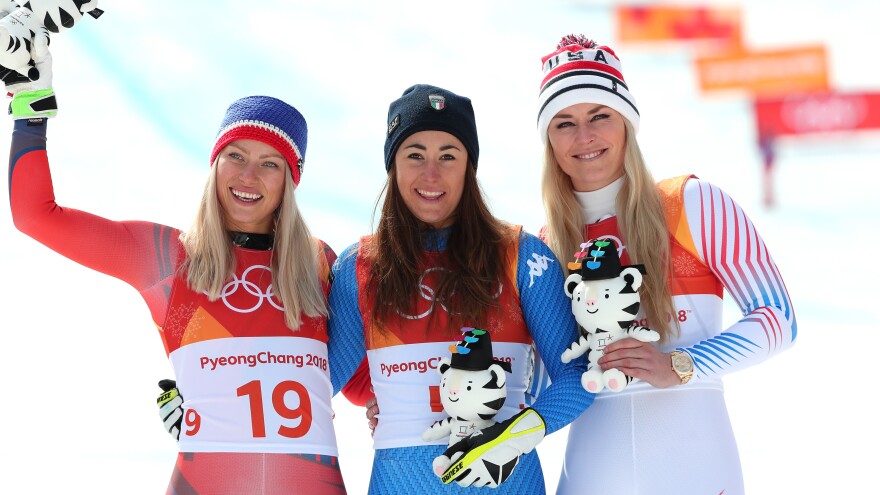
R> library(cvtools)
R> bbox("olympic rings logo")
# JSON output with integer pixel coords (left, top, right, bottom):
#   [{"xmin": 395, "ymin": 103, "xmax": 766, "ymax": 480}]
[
  {"xmin": 217, "ymin": 264, "xmax": 283, "ymax": 313},
  {"xmin": 396, "ymin": 267, "xmax": 503, "ymax": 320}
]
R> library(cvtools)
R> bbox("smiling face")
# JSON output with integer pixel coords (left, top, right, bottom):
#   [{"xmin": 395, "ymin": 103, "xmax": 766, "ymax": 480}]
[
  {"xmin": 547, "ymin": 103, "xmax": 627, "ymax": 192},
  {"xmin": 215, "ymin": 139, "xmax": 288, "ymax": 233},
  {"xmin": 393, "ymin": 130, "xmax": 468, "ymax": 229},
  {"xmin": 438, "ymin": 363, "xmax": 507, "ymax": 422},
  {"xmin": 567, "ymin": 275, "xmax": 641, "ymax": 333}
]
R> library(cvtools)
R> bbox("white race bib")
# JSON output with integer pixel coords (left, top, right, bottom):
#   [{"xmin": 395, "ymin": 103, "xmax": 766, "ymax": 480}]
[{"xmin": 171, "ymin": 336, "xmax": 338, "ymax": 456}]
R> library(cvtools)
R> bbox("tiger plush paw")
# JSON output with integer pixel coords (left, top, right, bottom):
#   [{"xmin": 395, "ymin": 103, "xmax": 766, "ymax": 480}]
[
  {"xmin": 629, "ymin": 325, "xmax": 660, "ymax": 342},
  {"xmin": 432, "ymin": 451, "xmax": 457, "ymax": 476},
  {"xmin": 421, "ymin": 418, "xmax": 452, "ymax": 443},
  {"xmin": 581, "ymin": 368, "xmax": 604, "ymax": 393},
  {"xmin": 603, "ymin": 368, "xmax": 628, "ymax": 392}
]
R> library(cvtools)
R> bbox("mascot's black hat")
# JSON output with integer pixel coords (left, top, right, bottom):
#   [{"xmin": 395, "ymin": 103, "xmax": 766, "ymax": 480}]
[
  {"xmin": 568, "ymin": 238, "xmax": 646, "ymax": 281},
  {"xmin": 449, "ymin": 328, "xmax": 512, "ymax": 373}
]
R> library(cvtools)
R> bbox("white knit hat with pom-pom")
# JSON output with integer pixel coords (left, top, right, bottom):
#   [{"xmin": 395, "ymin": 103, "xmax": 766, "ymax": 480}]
[{"xmin": 537, "ymin": 34, "xmax": 639, "ymax": 145}]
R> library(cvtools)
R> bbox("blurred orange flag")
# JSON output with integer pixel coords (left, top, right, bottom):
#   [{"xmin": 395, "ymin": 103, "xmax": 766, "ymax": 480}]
[
  {"xmin": 695, "ymin": 45, "xmax": 829, "ymax": 96},
  {"xmin": 616, "ymin": 5, "xmax": 741, "ymax": 44}
]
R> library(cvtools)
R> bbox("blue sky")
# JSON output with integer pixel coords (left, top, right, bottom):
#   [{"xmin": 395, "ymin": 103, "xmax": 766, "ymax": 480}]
[{"xmin": 1, "ymin": 1, "xmax": 878, "ymax": 493}]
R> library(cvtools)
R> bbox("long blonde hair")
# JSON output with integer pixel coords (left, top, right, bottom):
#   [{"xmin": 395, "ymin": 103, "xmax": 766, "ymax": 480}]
[
  {"xmin": 180, "ymin": 167, "xmax": 327, "ymax": 330},
  {"xmin": 541, "ymin": 120, "xmax": 677, "ymax": 340}
]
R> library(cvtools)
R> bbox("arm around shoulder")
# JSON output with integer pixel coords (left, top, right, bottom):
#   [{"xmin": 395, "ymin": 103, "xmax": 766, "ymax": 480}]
[{"xmin": 328, "ymin": 242, "xmax": 369, "ymax": 396}]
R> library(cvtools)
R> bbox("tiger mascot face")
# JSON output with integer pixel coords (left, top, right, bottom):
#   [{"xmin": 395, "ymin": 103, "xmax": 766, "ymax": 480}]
[
  {"xmin": 565, "ymin": 266, "xmax": 643, "ymax": 333},
  {"xmin": 437, "ymin": 357, "xmax": 507, "ymax": 422}
]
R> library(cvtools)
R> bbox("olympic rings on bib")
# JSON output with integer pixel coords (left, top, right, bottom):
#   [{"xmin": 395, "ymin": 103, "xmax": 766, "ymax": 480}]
[
  {"xmin": 396, "ymin": 267, "xmax": 503, "ymax": 320},
  {"xmin": 217, "ymin": 265, "xmax": 284, "ymax": 313}
]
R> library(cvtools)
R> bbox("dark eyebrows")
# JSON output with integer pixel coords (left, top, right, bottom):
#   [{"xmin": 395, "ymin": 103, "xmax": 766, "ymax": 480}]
[{"xmin": 402, "ymin": 143, "xmax": 462, "ymax": 152}]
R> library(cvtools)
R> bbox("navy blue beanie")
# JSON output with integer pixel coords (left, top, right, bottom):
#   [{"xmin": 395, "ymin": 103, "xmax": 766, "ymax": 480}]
[{"xmin": 384, "ymin": 84, "xmax": 479, "ymax": 171}]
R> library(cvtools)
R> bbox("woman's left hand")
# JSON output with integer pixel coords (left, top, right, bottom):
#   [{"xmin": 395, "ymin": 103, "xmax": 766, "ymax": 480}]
[
  {"xmin": 365, "ymin": 396, "xmax": 379, "ymax": 436},
  {"xmin": 597, "ymin": 338, "xmax": 681, "ymax": 388}
]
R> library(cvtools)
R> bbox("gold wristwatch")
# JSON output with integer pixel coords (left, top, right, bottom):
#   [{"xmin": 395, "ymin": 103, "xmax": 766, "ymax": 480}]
[{"xmin": 670, "ymin": 351, "xmax": 694, "ymax": 384}]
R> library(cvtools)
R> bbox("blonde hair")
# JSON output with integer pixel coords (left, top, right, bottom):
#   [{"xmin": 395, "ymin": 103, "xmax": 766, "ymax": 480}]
[
  {"xmin": 180, "ymin": 167, "xmax": 327, "ymax": 330},
  {"xmin": 541, "ymin": 120, "xmax": 677, "ymax": 340}
]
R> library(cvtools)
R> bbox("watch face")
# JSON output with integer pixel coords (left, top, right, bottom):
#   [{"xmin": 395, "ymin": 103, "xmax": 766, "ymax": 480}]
[{"xmin": 672, "ymin": 353, "xmax": 693, "ymax": 373}]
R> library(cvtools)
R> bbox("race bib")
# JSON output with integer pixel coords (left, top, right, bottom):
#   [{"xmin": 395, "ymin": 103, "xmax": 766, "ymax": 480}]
[{"xmin": 171, "ymin": 336, "xmax": 338, "ymax": 456}]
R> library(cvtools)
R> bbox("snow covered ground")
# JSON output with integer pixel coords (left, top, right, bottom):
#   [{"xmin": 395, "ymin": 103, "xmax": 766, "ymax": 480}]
[{"xmin": 1, "ymin": 1, "xmax": 877, "ymax": 493}]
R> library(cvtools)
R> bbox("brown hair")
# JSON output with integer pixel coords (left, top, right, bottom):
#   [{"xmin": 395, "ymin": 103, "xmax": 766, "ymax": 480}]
[{"xmin": 364, "ymin": 162, "xmax": 515, "ymax": 332}]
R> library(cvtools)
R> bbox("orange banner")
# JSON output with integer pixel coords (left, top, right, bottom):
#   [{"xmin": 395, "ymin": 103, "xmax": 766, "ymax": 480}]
[
  {"xmin": 695, "ymin": 45, "xmax": 829, "ymax": 96},
  {"xmin": 615, "ymin": 5, "xmax": 741, "ymax": 44}
]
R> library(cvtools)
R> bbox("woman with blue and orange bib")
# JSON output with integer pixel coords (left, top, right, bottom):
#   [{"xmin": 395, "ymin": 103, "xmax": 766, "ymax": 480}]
[
  {"xmin": 7, "ymin": 49, "xmax": 349, "ymax": 493},
  {"xmin": 326, "ymin": 84, "xmax": 593, "ymax": 494},
  {"xmin": 537, "ymin": 34, "xmax": 797, "ymax": 494}
]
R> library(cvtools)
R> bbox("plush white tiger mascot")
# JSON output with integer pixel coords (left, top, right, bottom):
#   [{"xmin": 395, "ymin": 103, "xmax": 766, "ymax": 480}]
[
  {"xmin": 0, "ymin": 1, "xmax": 102, "ymax": 76},
  {"xmin": 561, "ymin": 238, "xmax": 659, "ymax": 393},
  {"xmin": 422, "ymin": 327, "xmax": 511, "ymax": 475},
  {"xmin": 0, "ymin": 0, "xmax": 49, "ymax": 81},
  {"xmin": 0, "ymin": 1, "xmax": 103, "ymax": 114}
]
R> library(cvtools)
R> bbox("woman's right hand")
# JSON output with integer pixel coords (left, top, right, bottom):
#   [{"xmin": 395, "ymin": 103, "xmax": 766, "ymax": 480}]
[
  {"xmin": 365, "ymin": 396, "xmax": 379, "ymax": 436},
  {"xmin": 598, "ymin": 338, "xmax": 682, "ymax": 389},
  {"xmin": 157, "ymin": 379, "xmax": 183, "ymax": 441}
]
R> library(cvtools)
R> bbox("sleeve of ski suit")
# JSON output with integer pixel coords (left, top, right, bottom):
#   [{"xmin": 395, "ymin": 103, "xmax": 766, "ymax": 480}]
[
  {"xmin": 327, "ymin": 243, "xmax": 370, "ymax": 397},
  {"xmin": 515, "ymin": 231, "xmax": 593, "ymax": 435},
  {"xmin": 8, "ymin": 119, "xmax": 178, "ymax": 322},
  {"xmin": 678, "ymin": 177, "xmax": 797, "ymax": 379}
]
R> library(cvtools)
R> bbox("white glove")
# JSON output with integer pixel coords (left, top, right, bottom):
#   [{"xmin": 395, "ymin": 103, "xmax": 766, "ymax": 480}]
[
  {"xmin": 437, "ymin": 408, "xmax": 546, "ymax": 488},
  {"xmin": 0, "ymin": 5, "xmax": 50, "ymax": 80},
  {"xmin": 19, "ymin": 0, "xmax": 101, "ymax": 33},
  {"xmin": 5, "ymin": 36, "xmax": 54, "ymax": 118},
  {"xmin": 157, "ymin": 379, "xmax": 183, "ymax": 441}
]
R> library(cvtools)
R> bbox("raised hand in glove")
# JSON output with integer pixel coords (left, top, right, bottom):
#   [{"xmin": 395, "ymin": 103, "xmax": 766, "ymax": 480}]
[
  {"xmin": 435, "ymin": 407, "xmax": 546, "ymax": 488},
  {"xmin": 0, "ymin": 2, "xmax": 50, "ymax": 81},
  {"xmin": 19, "ymin": 0, "xmax": 101, "ymax": 33},
  {"xmin": 157, "ymin": 379, "xmax": 183, "ymax": 441},
  {"xmin": 3, "ymin": 32, "xmax": 55, "ymax": 119}
]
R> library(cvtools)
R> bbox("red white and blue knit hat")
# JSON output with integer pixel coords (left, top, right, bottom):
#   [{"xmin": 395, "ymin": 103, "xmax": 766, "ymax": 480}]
[
  {"xmin": 210, "ymin": 96, "xmax": 308, "ymax": 185},
  {"xmin": 537, "ymin": 35, "xmax": 639, "ymax": 145}
]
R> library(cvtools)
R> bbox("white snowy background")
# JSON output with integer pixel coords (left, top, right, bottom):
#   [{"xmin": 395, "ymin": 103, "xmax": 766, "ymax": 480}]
[{"xmin": 1, "ymin": 1, "xmax": 877, "ymax": 493}]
